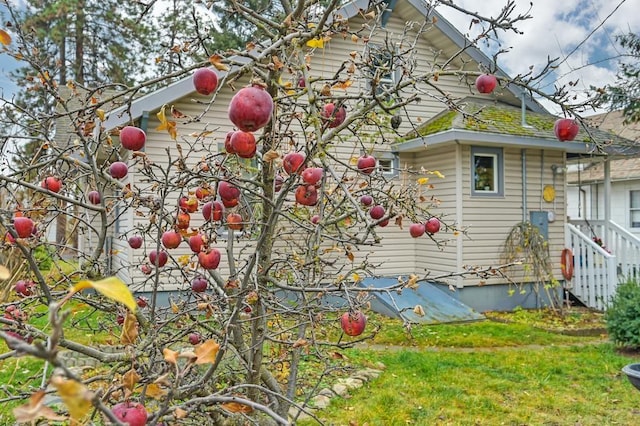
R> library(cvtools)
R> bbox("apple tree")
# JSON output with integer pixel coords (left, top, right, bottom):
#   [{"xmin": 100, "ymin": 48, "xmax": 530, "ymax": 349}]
[{"xmin": 0, "ymin": 0, "xmax": 600, "ymax": 424}]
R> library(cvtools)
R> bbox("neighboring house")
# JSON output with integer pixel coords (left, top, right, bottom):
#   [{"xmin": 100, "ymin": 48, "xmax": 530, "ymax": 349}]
[{"xmin": 57, "ymin": 0, "xmax": 634, "ymax": 313}]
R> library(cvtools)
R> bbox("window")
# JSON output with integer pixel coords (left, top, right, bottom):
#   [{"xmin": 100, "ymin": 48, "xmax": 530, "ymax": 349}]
[
  {"xmin": 366, "ymin": 43, "xmax": 398, "ymax": 98},
  {"xmin": 630, "ymin": 190, "xmax": 640, "ymax": 228},
  {"xmin": 376, "ymin": 152, "xmax": 399, "ymax": 177},
  {"xmin": 471, "ymin": 147, "xmax": 503, "ymax": 196}
]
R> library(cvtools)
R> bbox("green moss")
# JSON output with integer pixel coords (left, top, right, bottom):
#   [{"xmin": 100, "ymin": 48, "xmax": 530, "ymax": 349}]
[{"xmin": 397, "ymin": 110, "xmax": 457, "ymax": 142}]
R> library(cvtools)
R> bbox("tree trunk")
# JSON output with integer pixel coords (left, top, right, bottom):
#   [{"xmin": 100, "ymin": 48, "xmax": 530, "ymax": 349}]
[{"xmin": 75, "ymin": 0, "xmax": 85, "ymax": 84}]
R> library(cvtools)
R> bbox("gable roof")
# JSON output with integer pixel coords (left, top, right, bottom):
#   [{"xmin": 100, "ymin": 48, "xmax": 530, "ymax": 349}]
[
  {"xmin": 394, "ymin": 98, "xmax": 633, "ymax": 154},
  {"xmin": 100, "ymin": 0, "xmax": 546, "ymax": 132}
]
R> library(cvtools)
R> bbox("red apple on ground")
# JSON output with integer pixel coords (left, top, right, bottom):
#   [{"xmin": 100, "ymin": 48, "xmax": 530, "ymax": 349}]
[
  {"xmin": 13, "ymin": 217, "xmax": 34, "ymax": 238},
  {"xmin": 230, "ymin": 131, "xmax": 257, "ymax": 159},
  {"xmin": 475, "ymin": 74, "xmax": 498, "ymax": 94},
  {"xmin": 360, "ymin": 195, "xmax": 373, "ymax": 206},
  {"xmin": 340, "ymin": 311, "xmax": 367, "ymax": 336},
  {"xmin": 179, "ymin": 195, "xmax": 198, "ymax": 213},
  {"xmin": 554, "ymin": 118, "xmax": 579, "ymax": 141},
  {"xmin": 4, "ymin": 305, "xmax": 27, "ymax": 322},
  {"xmin": 295, "ymin": 185, "xmax": 318, "ymax": 206},
  {"xmin": 149, "ymin": 250, "xmax": 168, "ymax": 267},
  {"xmin": 161, "ymin": 230, "xmax": 182, "ymax": 249},
  {"xmin": 321, "ymin": 103, "xmax": 347, "ymax": 128},
  {"xmin": 128, "ymin": 235, "xmax": 143, "ymax": 249},
  {"xmin": 218, "ymin": 181, "xmax": 240, "ymax": 201},
  {"xmin": 226, "ymin": 213, "xmax": 243, "ymax": 231},
  {"xmin": 425, "ymin": 217, "xmax": 441, "ymax": 234},
  {"xmin": 119, "ymin": 126, "xmax": 146, "ymax": 151},
  {"xmin": 192, "ymin": 67, "xmax": 218, "ymax": 95},
  {"xmin": 87, "ymin": 190, "xmax": 101, "ymax": 205},
  {"xmin": 283, "ymin": 152, "xmax": 306, "ymax": 175},
  {"xmin": 198, "ymin": 249, "xmax": 221, "ymax": 270},
  {"xmin": 15, "ymin": 280, "xmax": 35, "ymax": 296},
  {"xmin": 191, "ymin": 276, "xmax": 208, "ymax": 293},
  {"xmin": 302, "ymin": 167, "xmax": 324, "ymax": 185},
  {"xmin": 228, "ymin": 84, "xmax": 274, "ymax": 132},
  {"xmin": 111, "ymin": 401, "xmax": 148, "ymax": 426},
  {"xmin": 369, "ymin": 205, "xmax": 385, "ymax": 220},
  {"xmin": 189, "ymin": 332, "xmax": 201, "ymax": 345},
  {"xmin": 42, "ymin": 176, "xmax": 62, "ymax": 193},
  {"xmin": 409, "ymin": 223, "xmax": 426, "ymax": 238},
  {"xmin": 189, "ymin": 233, "xmax": 205, "ymax": 253},
  {"xmin": 109, "ymin": 161, "xmax": 128, "ymax": 179},
  {"xmin": 357, "ymin": 155, "xmax": 376, "ymax": 175}
]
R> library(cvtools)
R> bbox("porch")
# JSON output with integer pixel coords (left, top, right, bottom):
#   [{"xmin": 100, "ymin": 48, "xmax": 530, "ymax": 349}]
[{"xmin": 565, "ymin": 219, "xmax": 640, "ymax": 310}]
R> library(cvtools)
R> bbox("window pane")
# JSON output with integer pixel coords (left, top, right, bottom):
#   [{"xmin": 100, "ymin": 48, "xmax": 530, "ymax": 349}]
[
  {"xmin": 632, "ymin": 210, "xmax": 640, "ymax": 228},
  {"xmin": 379, "ymin": 159, "xmax": 392, "ymax": 173},
  {"xmin": 474, "ymin": 154, "xmax": 495, "ymax": 191},
  {"xmin": 631, "ymin": 190, "xmax": 640, "ymax": 208}
]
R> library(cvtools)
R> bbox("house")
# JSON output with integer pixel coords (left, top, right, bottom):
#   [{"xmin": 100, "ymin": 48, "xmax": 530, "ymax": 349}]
[{"xmin": 58, "ymin": 0, "xmax": 635, "ymax": 313}]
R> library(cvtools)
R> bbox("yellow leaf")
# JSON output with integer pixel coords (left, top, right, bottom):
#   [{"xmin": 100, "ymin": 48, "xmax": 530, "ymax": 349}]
[
  {"xmin": 50, "ymin": 376, "xmax": 93, "ymax": 422},
  {"xmin": 209, "ymin": 54, "xmax": 229, "ymax": 71},
  {"xmin": 306, "ymin": 38, "xmax": 324, "ymax": 49},
  {"xmin": 194, "ymin": 339, "xmax": 220, "ymax": 365},
  {"xmin": 263, "ymin": 150, "xmax": 279, "ymax": 162},
  {"xmin": 120, "ymin": 312, "xmax": 139, "ymax": 345},
  {"xmin": 123, "ymin": 368, "xmax": 140, "ymax": 391},
  {"xmin": 13, "ymin": 390, "xmax": 67, "ymax": 423},
  {"xmin": 271, "ymin": 55, "xmax": 284, "ymax": 70},
  {"xmin": 0, "ymin": 265, "xmax": 10, "ymax": 280},
  {"xmin": 72, "ymin": 277, "xmax": 137, "ymax": 313},
  {"xmin": 163, "ymin": 348, "xmax": 178, "ymax": 364},
  {"xmin": 351, "ymin": 273, "xmax": 361, "ymax": 282},
  {"xmin": 221, "ymin": 400, "xmax": 253, "ymax": 414},
  {"xmin": 96, "ymin": 109, "xmax": 105, "ymax": 121},
  {"xmin": 175, "ymin": 407, "xmax": 188, "ymax": 419},
  {"xmin": 431, "ymin": 170, "xmax": 445, "ymax": 179},
  {"xmin": 0, "ymin": 29, "xmax": 11, "ymax": 46},
  {"xmin": 157, "ymin": 104, "xmax": 167, "ymax": 126},
  {"xmin": 332, "ymin": 80, "xmax": 353, "ymax": 90},
  {"xmin": 146, "ymin": 383, "xmax": 168, "ymax": 399},
  {"xmin": 417, "ymin": 177, "xmax": 430, "ymax": 185}
]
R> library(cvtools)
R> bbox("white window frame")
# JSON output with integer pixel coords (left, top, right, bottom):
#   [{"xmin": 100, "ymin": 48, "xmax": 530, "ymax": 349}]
[
  {"xmin": 471, "ymin": 146, "xmax": 503, "ymax": 197},
  {"xmin": 630, "ymin": 190, "xmax": 640, "ymax": 228}
]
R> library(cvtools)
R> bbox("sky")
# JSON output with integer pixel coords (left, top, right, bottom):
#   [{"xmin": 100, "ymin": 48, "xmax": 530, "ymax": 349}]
[{"xmin": 0, "ymin": 0, "xmax": 639, "ymax": 115}]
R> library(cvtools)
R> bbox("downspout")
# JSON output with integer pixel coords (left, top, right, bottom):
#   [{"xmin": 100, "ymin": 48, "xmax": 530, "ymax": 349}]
[
  {"xmin": 140, "ymin": 111, "xmax": 150, "ymax": 134},
  {"xmin": 604, "ymin": 158, "xmax": 611, "ymax": 244},
  {"xmin": 522, "ymin": 149, "xmax": 527, "ymax": 222},
  {"xmin": 381, "ymin": 0, "xmax": 398, "ymax": 27}
]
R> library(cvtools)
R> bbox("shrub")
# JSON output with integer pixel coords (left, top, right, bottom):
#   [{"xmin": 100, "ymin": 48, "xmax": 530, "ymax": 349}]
[{"xmin": 604, "ymin": 279, "xmax": 640, "ymax": 349}]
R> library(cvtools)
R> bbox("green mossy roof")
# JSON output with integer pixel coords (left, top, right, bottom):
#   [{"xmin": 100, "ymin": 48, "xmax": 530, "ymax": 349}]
[{"xmin": 399, "ymin": 98, "xmax": 628, "ymax": 147}]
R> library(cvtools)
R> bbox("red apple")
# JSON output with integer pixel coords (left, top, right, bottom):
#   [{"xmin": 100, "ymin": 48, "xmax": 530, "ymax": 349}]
[
  {"xmin": 192, "ymin": 67, "xmax": 218, "ymax": 95},
  {"xmin": 5, "ymin": 232, "xmax": 16, "ymax": 244},
  {"xmin": 295, "ymin": 185, "xmax": 318, "ymax": 206},
  {"xmin": 369, "ymin": 205, "xmax": 385, "ymax": 220},
  {"xmin": 228, "ymin": 84, "xmax": 274, "ymax": 132},
  {"xmin": 128, "ymin": 235, "xmax": 143, "ymax": 249},
  {"xmin": 230, "ymin": 131, "xmax": 257, "ymax": 159},
  {"xmin": 321, "ymin": 103, "xmax": 347, "ymax": 128},
  {"xmin": 198, "ymin": 249, "xmax": 221, "ymax": 270},
  {"xmin": 189, "ymin": 332, "xmax": 201, "ymax": 345},
  {"xmin": 191, "ymin": 276, "xmax": 208, "ymax": 293},
  {"xmin": 111, "ymin": 401, "xmax": 148, "ymax": 426},
  {"xmin": 218, "ymin": 181, "xmax": 240, "ymax": 201},
  {"xmin": 4, "ymin": 305, "xmax": 27, "ymax": 322},
  {"xmin": 149, "ymin": 250, "xmax": 168, "ymax": 267},
  {"xmin": 161, "ymin": 230, "xmax": 182, "ymax": 249},
  {"xmin": 202, "ymin": 201, "xmax": 224, "ymax": 222},
  {"xmin": 15, "ymin": 280, "xmax": 35, "ymax": 296},
  {"xmin": 222, "ymin": 197, "xmax": 239, "ymax": 208},
  {"xmin": 554, "ymin": 118, "xmax": 579, "ymax": 141},
  {"xmin": 195, "ymin": 186, "xmax": 211, "ymax": 200},
  {"xmin": 136, "ymin": 296, "xmax": 148, "ymax": 308},
  {"xmin": 340, "ymin": 310, "xmax": 367, "ymax": 336},
  {"xmin": 116, "ymin": 313, "xmax": 125, "ymax": 325},
  {"xmin": 224, "ymin": 131, "xmax": 236, "ymax": 154},
  {"xmin": 409, "ymin": 223, "xmax": 425, "ymax": 238},
  {"xmin": 360, "ymin": 195, "xmax": 373, "ymax": 206},
  {"xmin": 425, "ymin": 217, "xmax": 441, "ymax": 234},
  {"xmin": 179, "ymin": 195, "xmax": 198, "ymax": 213},
  {"xmin": 140, "ymin": 264, "xmax": 152, "ymax": 275},
  {"xmin": 297, "ymin": 76, "xmax": 306, "ymax": 88},
  {"xmin": 13, "ymin": 217, "xmax": 34, "ymax": 238},
  {"xmin": 226, "ymin": 213, "xmax": 243, "ymax": 231},
  {"xmin": 176, "ymin": 212, "xmax": 191, "ymax": 230},
  {"xmin": 311, "ymin": 215, "xmax": 320, "ymax": 224},
  {"xmin": 119, "ymin": 126, "xmax": 146, "ymax": 151},
  {"xmin": 87, "ymin": 190, "xmax": 101, "ymax": 205},
  {"xmin": 274, "ymin": 175, "xmax": 284, "ymax": 192},
  {"xmin": 109, "ymin": 161, "xmax": 128, "ymax": 179},
  {"xmin": 378, "ymin": 218, "xmax": 389, "ymax": 227},
  {"xmin": 302, "ymin": 167, "xmax": 324, "ymax": 185},
  {"xmin": 189, "ymin": 233, "xmax": 206, "ymax": 253},
  {"xmin": 283, "ymin": 152, "xmax": 306, "ymax": 175},
  {"xmin": 475, "ymin": 74, "xmax": 498, "ymax": 94},
  {"xmin": 42, "ymin": 176, "xmax": 62, "ymax": 193},
  {"xmin": 357, "ymin": 154, "xmax": 376, "ymax": 175}
]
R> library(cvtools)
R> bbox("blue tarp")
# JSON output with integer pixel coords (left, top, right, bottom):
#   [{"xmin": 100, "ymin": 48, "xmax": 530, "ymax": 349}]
[{"xmin": 360, "ymin": 277, "xmax": 484, "ymax": 324}]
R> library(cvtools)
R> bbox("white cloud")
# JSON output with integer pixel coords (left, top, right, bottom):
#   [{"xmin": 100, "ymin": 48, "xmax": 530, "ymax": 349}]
[{"xmin": 437, "ymin": 0, "xmax": 640, "ymax": 115}]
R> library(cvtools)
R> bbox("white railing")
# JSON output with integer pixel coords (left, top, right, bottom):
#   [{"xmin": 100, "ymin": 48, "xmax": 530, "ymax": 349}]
[
  {"xmin": 570, "ymin": 220, "xmax": 640, "ymax": 281},
  {"xmin": 565, "ymin": 223, "xmax": 618, "ymax": 310}
]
